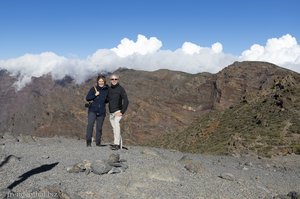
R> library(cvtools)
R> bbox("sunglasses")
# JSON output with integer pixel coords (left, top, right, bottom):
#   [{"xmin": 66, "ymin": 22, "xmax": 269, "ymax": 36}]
[{"xmin": 110, "ymin": 78, "xmax": 118, "ymax": 81}]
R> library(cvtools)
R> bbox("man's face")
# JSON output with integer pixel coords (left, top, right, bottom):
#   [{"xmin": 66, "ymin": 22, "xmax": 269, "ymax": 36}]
[{"xmin": 110, "ymin": 76, "xmax": 119, "ymax": 86}]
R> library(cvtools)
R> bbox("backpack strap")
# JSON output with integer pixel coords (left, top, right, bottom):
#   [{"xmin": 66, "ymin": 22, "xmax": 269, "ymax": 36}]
[
  {"xmin": 94, "ymin": 86, "xmax": 100, "ymax": 96},
  {"xmin": 94, "ymin": 86, "xmax": 98, "ymax": 93}
]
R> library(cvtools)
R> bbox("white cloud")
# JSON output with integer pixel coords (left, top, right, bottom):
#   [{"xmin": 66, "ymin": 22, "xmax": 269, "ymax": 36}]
[
  {"xmin": 182, "ymin": 42, "xmax": 223, "ymax": 55},
  {"xmin": 111, "ymin": 34, "xmax": 162, "ymax": 57},
  {"xmin": 0, "ymin": 52, "xmax": 95, "ymax": 90},
  {"xmin": 0, "ymin": 34, "xmax": 299, "ymax": 90},
  {"xmin": 212, "ymin": 42, "xmax": 223, "ymax": 54},
  {"xmin": 182, "ymin": 42, "xmax": 201, "ymax": 54},
  {"xmin": 0, "ymin": 52, "xmax": 66, "ymax": 89},
  {"xmin": 239, "ymin": 34, "xmax": 300, "ymax": 72}
]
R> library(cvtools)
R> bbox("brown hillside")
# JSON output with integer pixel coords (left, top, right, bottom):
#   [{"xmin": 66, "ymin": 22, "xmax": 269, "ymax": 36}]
[
  {"xmin": 150, "ymin": 62, "xmax": 300, "ymax": 157},
  {"xmin": 0, "ymin": 61, "xmax": 299, "ymax": 157}
]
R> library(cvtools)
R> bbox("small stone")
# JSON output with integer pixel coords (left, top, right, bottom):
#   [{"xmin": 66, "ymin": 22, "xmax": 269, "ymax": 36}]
[
  {"xmin": 67, "ymin": 160, "xmax": 91, "ymax": 173},
  {"xmin": 107, "ymin": 153, "xmax": 120, "ymax": 164},
  {"xmin": 184, "ymin": 162, "xmax": 205, "ymax": 174},
  {"xmin": 41, "ymin": 155, "xmax": 50, "ymax": 159},
  {"xmin": 242, "ymin": 167, "xmax": 249, "ymax": 171},
  {"xmin": 273, "ymin": 195, "xmax": 290, "ymax": 199},
  {"xmin": 288, "ymin": 191, "xmax": 300, "ymax": 199},
  {"xmin": 91, "ymin": 161, "xmax": 112, "ymax": 175},
  {"xmin": 218, "ymin": 173, "xmax": 235, "ymax": 181}
]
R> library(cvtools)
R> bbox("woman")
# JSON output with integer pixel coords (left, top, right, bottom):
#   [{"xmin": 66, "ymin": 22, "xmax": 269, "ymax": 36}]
[{"xmin": 85, "ymin": 75, "xmax": 108, "ymax": 147}]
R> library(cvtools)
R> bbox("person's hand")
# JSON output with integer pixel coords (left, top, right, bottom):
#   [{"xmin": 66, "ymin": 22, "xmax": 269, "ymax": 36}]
[
  {"xmin": 115, "ymin": 112, "xmax": 122, "ymax": 117},
  {"xmin": 95, "ymin": 91, "xmax": 100, "ymax": 96}
]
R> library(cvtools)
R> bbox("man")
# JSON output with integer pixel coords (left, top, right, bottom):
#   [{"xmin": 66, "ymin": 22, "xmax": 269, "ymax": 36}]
[{"xmin": 108, "ymin": 73, "xmax": 129, "ymax": 150}]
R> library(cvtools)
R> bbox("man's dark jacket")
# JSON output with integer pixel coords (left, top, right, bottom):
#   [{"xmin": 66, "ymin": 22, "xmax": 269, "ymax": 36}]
[
  {"xmin": 108, "ymin": 83, "xmax": 129, "ymax": 114},
  {"xmin": 86, "ymin": 85, "xmax": 108, "ymax": 116}
]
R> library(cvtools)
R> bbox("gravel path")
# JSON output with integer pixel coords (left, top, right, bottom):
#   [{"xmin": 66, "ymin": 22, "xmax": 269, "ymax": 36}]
[{"xmin": 0, "ymin": 135, "xmax": 299, "ymax": 199}]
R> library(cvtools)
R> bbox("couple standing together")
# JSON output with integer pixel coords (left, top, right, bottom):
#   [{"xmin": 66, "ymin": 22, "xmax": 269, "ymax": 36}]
[{"xmin": 85, "ymin": 74, "xmax": 129, "ymax": 150}]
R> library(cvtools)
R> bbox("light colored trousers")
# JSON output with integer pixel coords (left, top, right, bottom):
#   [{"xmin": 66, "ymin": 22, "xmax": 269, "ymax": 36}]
[{"xmin": 109, "ymin": 111, "xmax": 123, "ymax": 147}]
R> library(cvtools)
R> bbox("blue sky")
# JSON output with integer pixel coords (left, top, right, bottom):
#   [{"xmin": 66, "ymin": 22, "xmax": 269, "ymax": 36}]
[
  {"xmin": 1, "ymin": 0, "xmax": 299, "ymax": 58},
  {"xmin": 0, "ymin": 0, "xmax": 300, "ymax": 89}
]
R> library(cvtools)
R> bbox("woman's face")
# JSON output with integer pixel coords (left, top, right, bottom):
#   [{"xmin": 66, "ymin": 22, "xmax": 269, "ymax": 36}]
[{"xmin": 98, "ymin": 78, "xmax": 105, "ymax": 87}]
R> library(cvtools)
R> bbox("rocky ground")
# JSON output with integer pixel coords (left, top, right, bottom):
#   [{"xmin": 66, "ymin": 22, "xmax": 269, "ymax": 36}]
[{"xmin": 0, "ymin": 134, "xmax": 299, "ymax": 199}]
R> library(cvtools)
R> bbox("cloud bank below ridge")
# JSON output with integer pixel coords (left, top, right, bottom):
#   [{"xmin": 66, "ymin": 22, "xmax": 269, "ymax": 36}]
[{"xmin": 0, "ymin": 34, "xmax": 299, "ymax": 90}]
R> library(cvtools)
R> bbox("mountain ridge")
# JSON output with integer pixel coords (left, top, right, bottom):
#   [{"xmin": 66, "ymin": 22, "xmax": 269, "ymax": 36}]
[
  {"xmin": 0, "ymin": 61, "xmax": 299, "ymax": 157},
  {"xmin": 150, "ymin": 64, "xmax": 300, "ymax": 157}
]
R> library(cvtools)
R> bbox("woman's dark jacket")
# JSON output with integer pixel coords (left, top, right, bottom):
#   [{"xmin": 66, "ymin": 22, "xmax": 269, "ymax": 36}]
[
  {"xmin": 86, "ymin": 85, "xmax": 108, "ymax": 116},
  {"xmin": 108, "ymin": 83, "xmax": 129, "ymax": 114}
]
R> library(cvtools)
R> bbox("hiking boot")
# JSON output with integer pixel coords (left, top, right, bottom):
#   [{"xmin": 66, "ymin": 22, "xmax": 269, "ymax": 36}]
[
  {"xmin": 111, "ymin": 145, "xmax": 120, "ymax": 150},
  {"xmin": 86, "ymin": 140, "xmax": 92, "ymax": 147}
]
